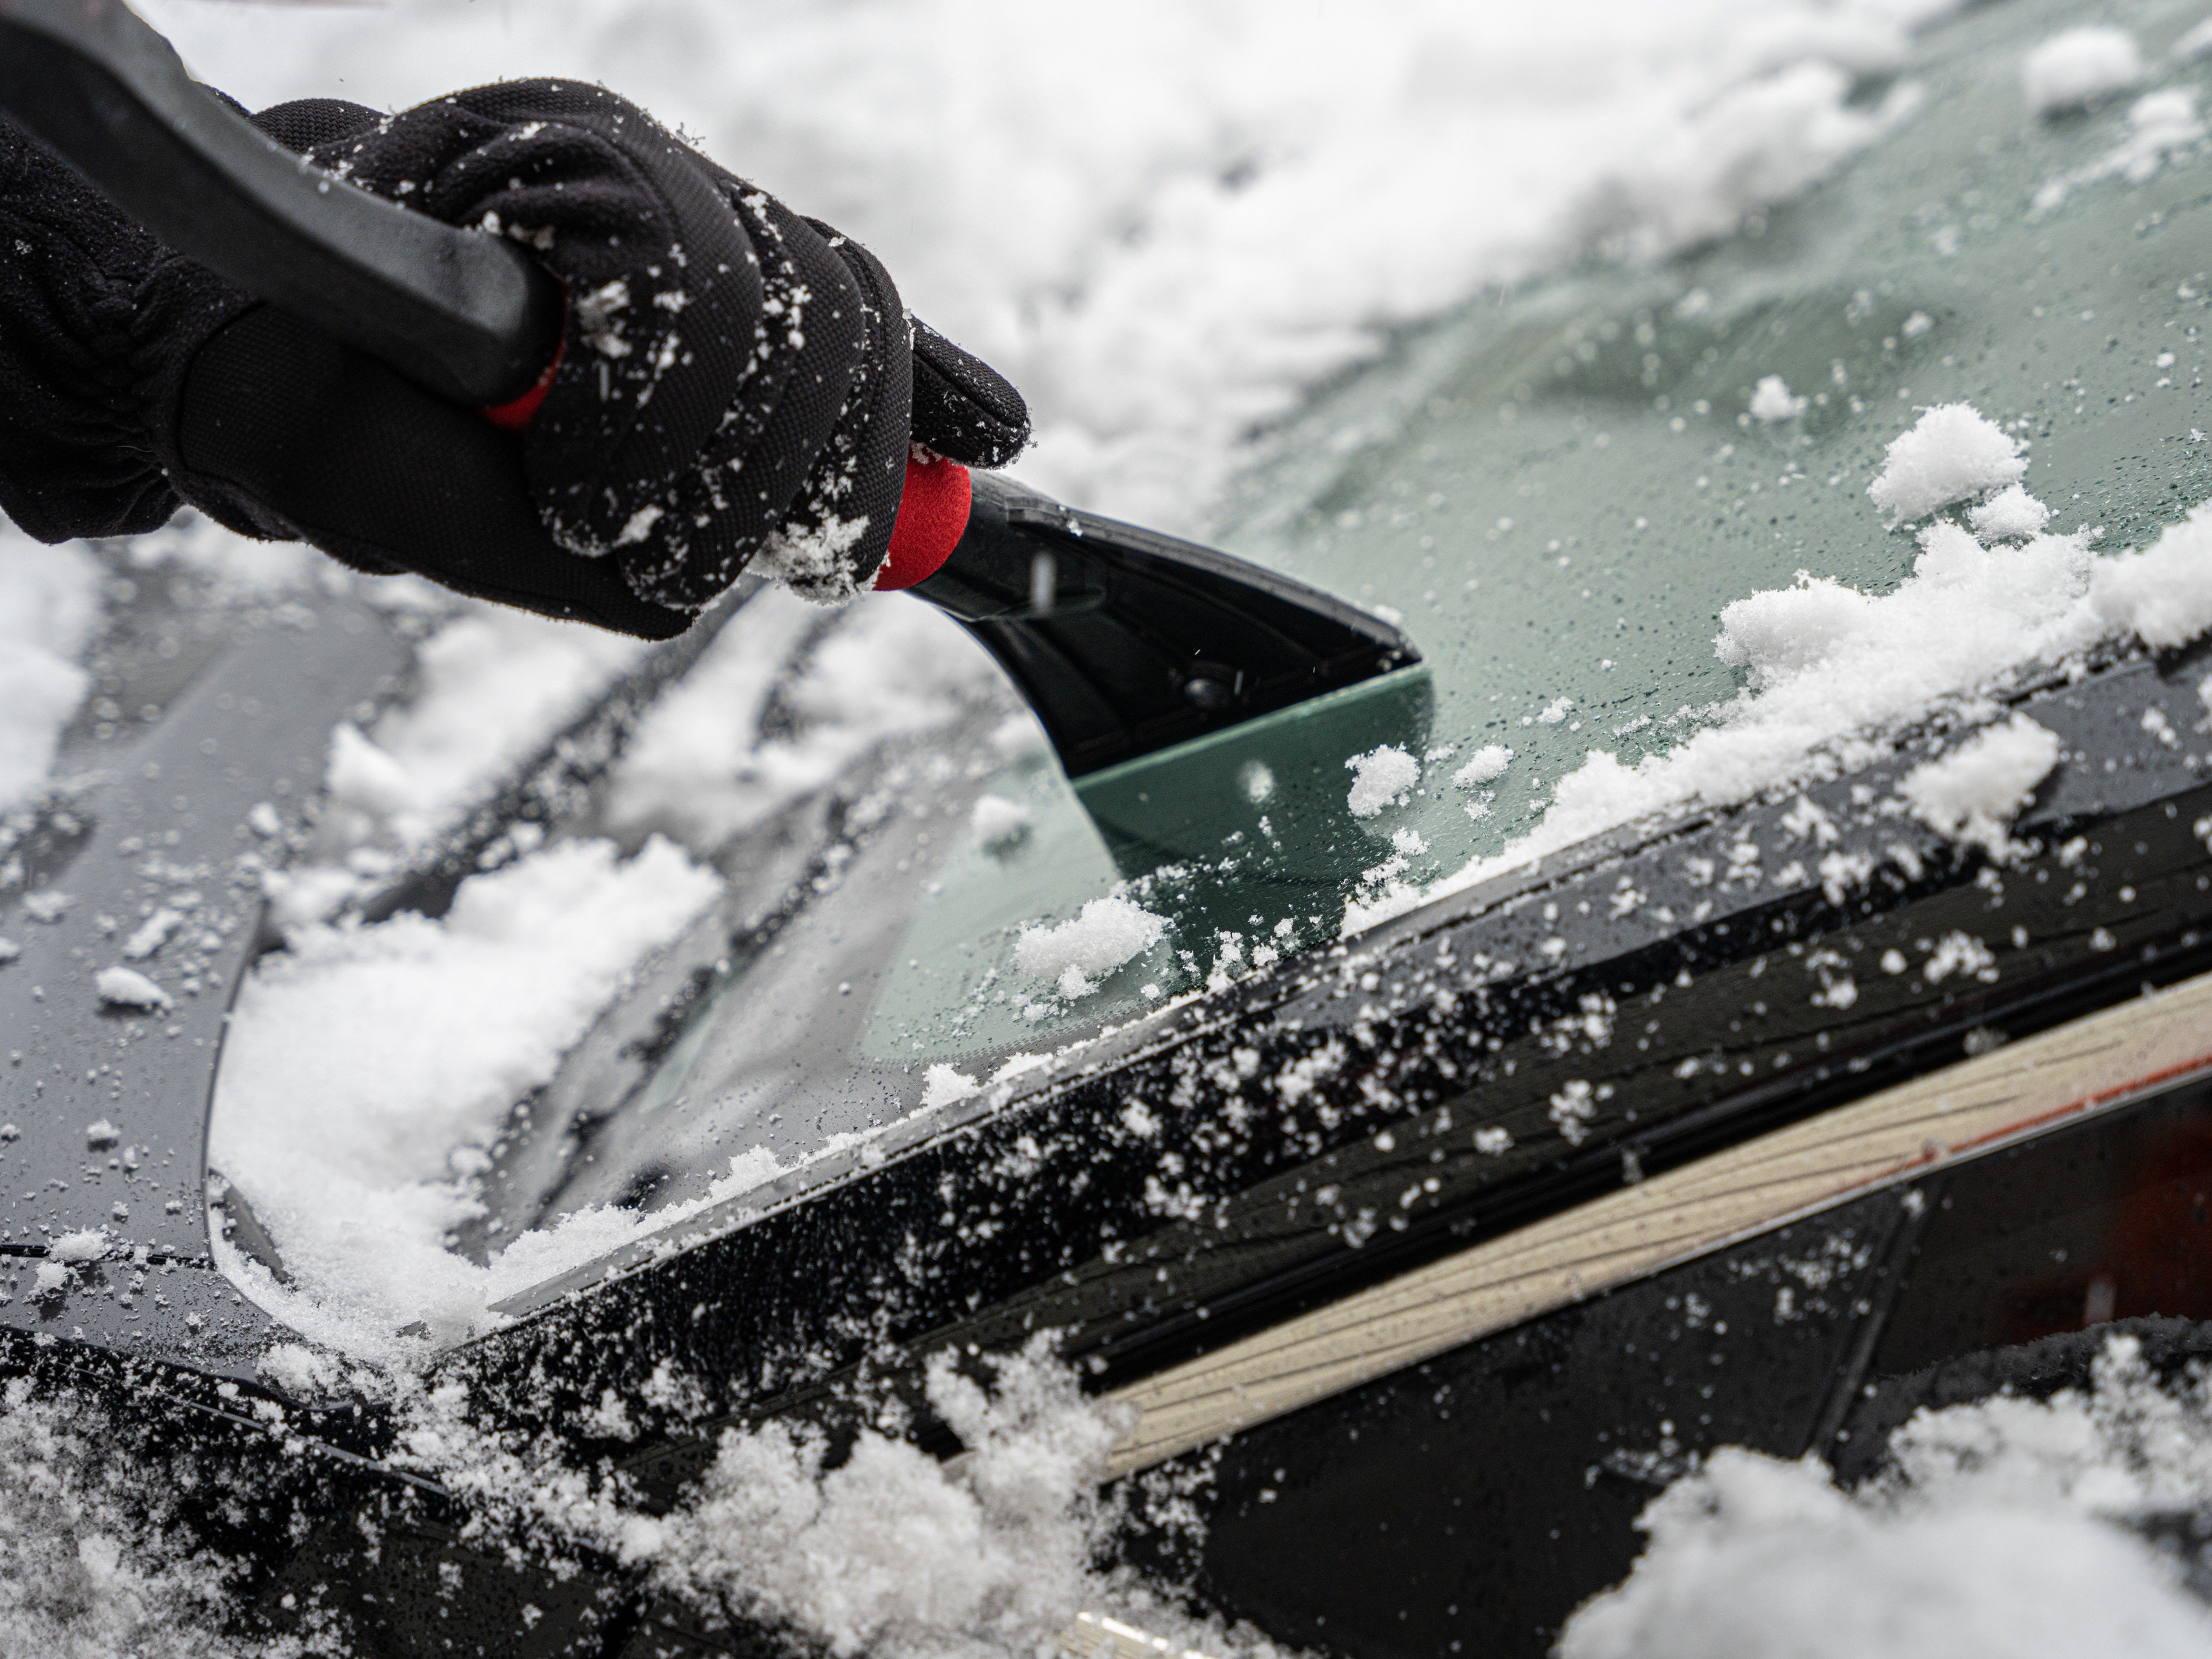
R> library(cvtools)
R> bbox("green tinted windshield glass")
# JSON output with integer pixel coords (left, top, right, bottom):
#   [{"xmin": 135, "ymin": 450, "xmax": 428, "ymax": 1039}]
[{"xmin": 511, "ymin": 0, "xmax": 2212, "ymax": 1239}]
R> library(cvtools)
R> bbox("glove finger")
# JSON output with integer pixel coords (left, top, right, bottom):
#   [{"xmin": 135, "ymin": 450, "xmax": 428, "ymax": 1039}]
[
  {"xmin": 749, "ymin": 223, "xmax": 911, "ymax": 601},
  {"xmin": 910, "ymin": 319, "xmax": 1029, "ymax": 469},
  {"xmin": 176, "ymin": 305, "xmax": 691, "ymax": 639}
]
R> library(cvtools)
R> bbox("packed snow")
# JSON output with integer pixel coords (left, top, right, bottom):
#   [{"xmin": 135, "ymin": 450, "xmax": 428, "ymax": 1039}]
[
  {"xmin": 1014, "ymin": 896, "xmax": 1169, "ymax": 999},
  {"xmin": 1867, "ymin": 403, "xmax": 2028, "ymax": 525},
  {"xmin": 1561, "ymin": 1336, "xmax": 2212, "ymax": 1658},
  {"xmin": 1899, "ymin": 713, "xmax": 2064, "ymax": 861},
  {"xmin": 2020, "ymin": 25, "xmax": 2145, "ymax": 116},
  {"xmin": 1452, "ymin": 743, "xmax": 1514, "ymax": 787},
  {"xmin": 92, "ymin": 966, "xmax": 169, "ymax": 1012},
  {"xmin": 1345, "ymin": 745, "xmax": 1421, "ymax": 817},
  {"xmin": 208, "ymin": 837, "xmax": 722, "ymax": 1357}
]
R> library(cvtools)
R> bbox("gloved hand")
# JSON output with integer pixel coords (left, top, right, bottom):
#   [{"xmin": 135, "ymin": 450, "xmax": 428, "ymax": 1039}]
[{"xmin": 0, "ymin": 86, "xmax": 1028, "ymax": 637}]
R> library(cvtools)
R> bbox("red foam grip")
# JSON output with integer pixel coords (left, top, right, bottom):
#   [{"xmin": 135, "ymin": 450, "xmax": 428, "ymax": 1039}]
[{"xmin": 873, "ymin": 451, "xmax": 972, "ymax": 590}]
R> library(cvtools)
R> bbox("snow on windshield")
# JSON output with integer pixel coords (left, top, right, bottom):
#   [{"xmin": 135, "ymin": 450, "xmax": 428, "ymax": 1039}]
[{"xmin": 23, "ymin": 1, "xmax": 2212, "ymax": 1655}]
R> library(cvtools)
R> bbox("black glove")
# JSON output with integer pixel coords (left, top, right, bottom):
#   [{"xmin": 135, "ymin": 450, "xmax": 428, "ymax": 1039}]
[{"xmin": 0, "ymin": 86, "xmax": 1029, "ymax": 637}]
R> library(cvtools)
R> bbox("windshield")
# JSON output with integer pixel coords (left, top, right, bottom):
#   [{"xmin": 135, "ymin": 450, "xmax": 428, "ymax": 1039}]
[{"xmin": 440, "ymin": 0, "xmax": 2212, "ymax": 1263}]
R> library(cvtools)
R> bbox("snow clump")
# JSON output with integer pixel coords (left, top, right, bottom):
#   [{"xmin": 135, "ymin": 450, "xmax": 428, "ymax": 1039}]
[
  {"xmin": 1867, "ymin": 404, "xmax": 2026, "ymax": 523},
  {"xmin": 1969, "ymin": 483, "xmax": 2053, "ymax": 542},
  {"xmin": 1748, "ymin": 373, "xmax": 1807, "ymax": 421},
  {"xmin": 1899, "ymin": 714, "xmax": 2063, "ymax": 861},
  {"xmin": 1452, "ymin": 743, "xmax": 1514, "ymax": 787},
  {"xmin": 48, "ymin": 1229, "xmax": 107, "ymax": 1264},
  {"xmin": 1014, "ymin": 895, "xmax": 1168, "ymax": 998},
  {"xmin": 1345, "ymin": 745, "xmax": 1420, "ymax": 817},
  {"xmin": 1561, "ymin": 1336, "xmax": 2212, "ymax": 1659},
  {"xmin": 970, "ymin": 795, "xmax": 1033, "ymax": 849},
  {"xmin": 93, "ymin": 967, "xmax": 169, "ymax": 1012},
  {"xmin": 2020, "ymin": 26, "xmax": 2143, "ymax": 116}
]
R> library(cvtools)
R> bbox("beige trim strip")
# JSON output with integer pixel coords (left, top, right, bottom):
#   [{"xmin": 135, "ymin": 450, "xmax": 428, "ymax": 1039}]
[{"xmin": 1102, "ymin": 967, "xmax": 2212, "ymax": 1478}]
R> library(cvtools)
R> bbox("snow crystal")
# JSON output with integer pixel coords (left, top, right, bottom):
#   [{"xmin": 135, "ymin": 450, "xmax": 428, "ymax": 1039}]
[
  {"xmin": 1867, "ymin": 403, "xmax": 2026, "ymax": 523},
  {"xmin": 2020, "ymin": 26, "xmax": 2143, "ymax": 116},
  {"xmin": 1344, "ymin": 745, "xmax": 1420, "ymax": 817},
  {"xmin": 1900, "ymin": 714, "xmax": 2063, "ymax": 860},
  {"xmin": 93, "ymin": 967, "xmax": 169, "ymax": 1012},
  {"xmin": 1748, "ymin": 373, "xmax": 1807, "ymax": 421},
  {"xmin": 1014, "ymin": 896, "xmax": 1168, "ymax": 997},
  {"xmin": 970, "ymin": 795, "xmax": 1033, "ymax": 848},
  {"xmin": 1452, "ymin": 743, "xmax": 1513, "ymax": 787},
  {"xmin": 1969, "ymin": 483, "xmax": 2053, "ymax": 542}
]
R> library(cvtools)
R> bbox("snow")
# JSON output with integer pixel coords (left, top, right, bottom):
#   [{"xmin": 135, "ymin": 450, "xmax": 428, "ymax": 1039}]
[
  {"xmin": 1867, "ymin": 404, "xmax": 2026, "ymax": 525},
  {"xmin": 1561, "ymin": 1336, "xmax": 2212, "ymax": 1658},
  {"xmin": 320, "ymin": 609, "xmax": 645, "ymax": 860},
  {"xmin": 2020, "ymin": 26, "xmax": 2143, "ymax": 117},
  {"xmin": 922, "ymin": 1064, "xmax": 984, "ymax": 1110},
  {"xmin": 1014, "ymin": 896, "xmax": 1169, "ymax": 999},
  {"xmin": 970, "ymin": 795, "xmax": 1034, "ymax": 849},
  {"xmin": 2033, "ymin": 87, "xmax": 2208, "ymax": 213},
  {"xmin": 1899, "ymin": 714, "xmax": 2063, "ymax": 861},
  {"xmin": 1452, "ymin": 743, "xmax": 1514, "ymax": 787},
  {"xmin": 2089, "ymin": 498, "xmax": 2212, "ymax": 648},
  {"xmin": 1407, "ymin": 404, "xmax": 2212, "ymax": 934},
  {"xmin": 48, "ymin": 1229, "xmax": 107, "ymax": 1264},
  {"xmin": 208, "ymin": 837, "xmax": 721, "ymax": 1355},
  {"xmin": 1748, "ymin": 373, "xmax": 1807, "ymax": 421},
  {"xmin": 1969, "ymin": 483, "xmax": 2053, "ymax": 542},
  {"xmin": 0, "ymin": 1382, "xmax": 259, "ymax": 1659},
  {"xmin": 605, "ymin": 590, "xmax": 998, "ymax": 852},
  {"xmin": 118, "ymin": 909, "xmax": 184, "ymax": 963},
  {"xmin": 92, "ymin": 967, "xmax": 169, "ymax": 1012},
  {"xmin": 0, "ymin": 530, "xmax": 101, "ymax": 816},
  {"xmin": 1345, "ymin": 745, "xmax": 1420, "ymax": 817}
]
